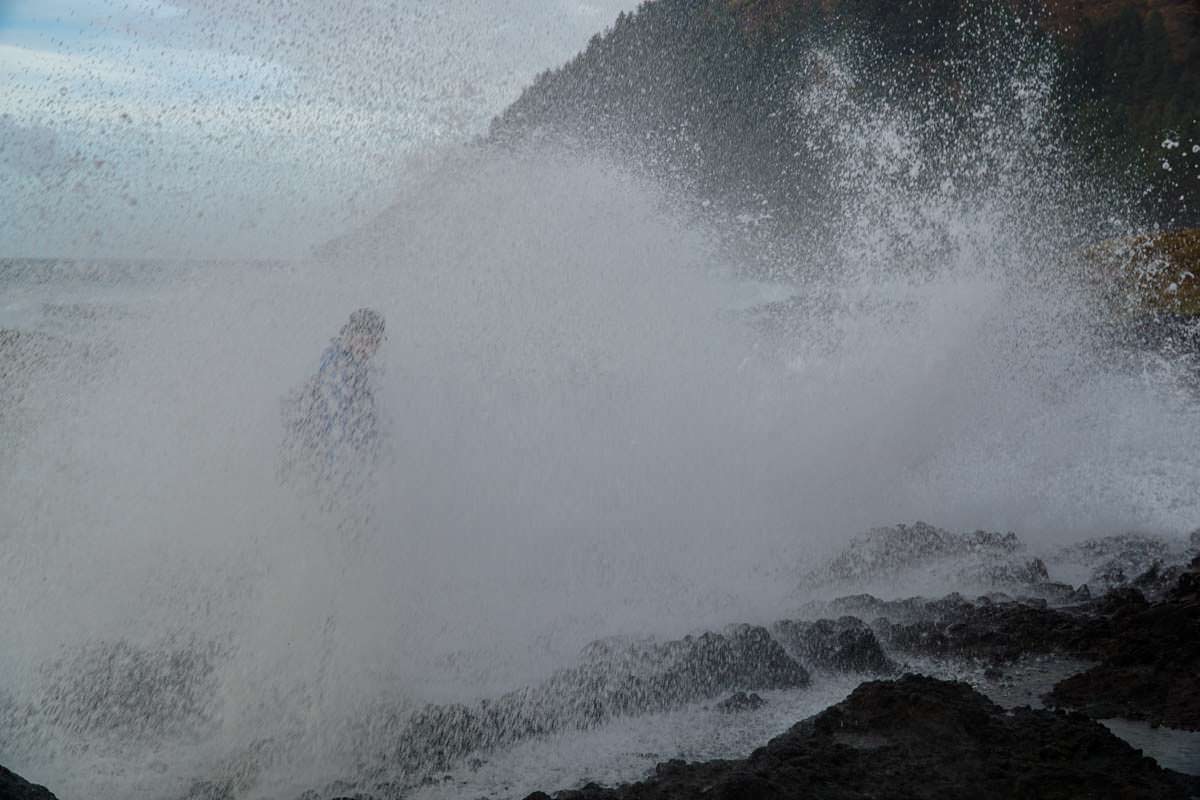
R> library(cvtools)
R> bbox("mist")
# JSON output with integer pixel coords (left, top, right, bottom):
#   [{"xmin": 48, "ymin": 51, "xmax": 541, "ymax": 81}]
[{"xmin": 2, "ymin": 10, "xmax": 1199, "ymax": 800}]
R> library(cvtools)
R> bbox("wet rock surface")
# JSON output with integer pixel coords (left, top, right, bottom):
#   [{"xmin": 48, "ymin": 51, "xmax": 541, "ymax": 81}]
[
  {"xmin": 874, "ymin": 591, "xmax": 1115, "ymax": 663},
  {"xmin": 360, "ymin": 625, "xmax": 810, "ymax": 778},
  {"xmin": 306, "ymin": 536, "xmax": 1200, "ymax": 797},
  {"xmin": 323, "ymin": 550, "xmax": 1195, "ymax": 798},
  {"xmin": 714, "ymin": 692, "xmax": 766, "ymax": 713},
  {"xmin": 1046, "ymin": 558, "xmax": 1200, "ymax": 730},
  {"xmin": 771, "ymin": 616, "xmax": 896, "ymax": 674},
  {"xmin": 850, "ymin": 560, "xmax": 1199, "ymax": 732},
  {"xmin": 527, "ymin": 676, "xmax": 1199, "ymax": 800},
  {"xmin": 1047, "ymin": 532, "xmax": 1193, "ymax": 594},
  {"xmin": 813, "ymin": 522, "xmax": 1049, "ymax": 590},
  {"xmin": 0, "ymin": 765, "xmax": 58, "ymax": 800}
]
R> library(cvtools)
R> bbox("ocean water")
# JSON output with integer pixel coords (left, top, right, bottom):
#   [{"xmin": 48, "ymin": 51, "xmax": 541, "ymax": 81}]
[{"xmin": 2, "ymin": 14, "xmax": 1200, "ymax": 800}]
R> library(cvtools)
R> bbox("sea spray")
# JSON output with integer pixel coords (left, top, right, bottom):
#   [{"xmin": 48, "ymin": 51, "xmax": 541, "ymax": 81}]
[{"xmin": 1, "ymin": 22, "xmax": 1199, "ymax": 800}]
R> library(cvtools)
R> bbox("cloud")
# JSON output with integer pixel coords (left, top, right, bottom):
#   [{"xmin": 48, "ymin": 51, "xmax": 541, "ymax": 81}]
[
  {"xmin": 153, "ymin": 0, "xmax": 638, "ymax": 105},
  {"xmin": 0, "ymin": 0, "xmax": 642, "ymax": 257},
  {"xmin": 2, "ymin": 0, "xmax": 184, "ymax": 28},
  {"xmin": 0, "ymin": 41, "xmax": 150, "ymax": 87}
]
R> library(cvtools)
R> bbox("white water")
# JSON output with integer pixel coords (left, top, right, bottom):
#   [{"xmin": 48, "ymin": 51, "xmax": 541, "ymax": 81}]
[{"xmin": 2, "ymin": 16, "xmax": 1199, "ymax": 800}]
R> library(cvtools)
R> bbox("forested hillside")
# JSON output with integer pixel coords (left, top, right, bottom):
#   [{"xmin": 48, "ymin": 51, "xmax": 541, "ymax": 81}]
[{"xmin": 493, "ymin": 0, "xmax": 1200, "ymax": 228}]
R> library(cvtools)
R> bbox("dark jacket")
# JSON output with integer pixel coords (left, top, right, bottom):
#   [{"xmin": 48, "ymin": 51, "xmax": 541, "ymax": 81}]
[{"xmin": 280, "ymin": 339, "xmax": 380, "ymax": 493}]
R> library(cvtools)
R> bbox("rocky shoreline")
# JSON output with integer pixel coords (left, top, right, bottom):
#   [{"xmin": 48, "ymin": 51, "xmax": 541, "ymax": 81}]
[
  {"xmin": 3, "ymin": 527, "xmax": 1197, "ymax": 800},
  {"xmin": 513, "ymin": 540, "xmax": 1200, "ymax": 800},
  {"xmin": 528, "ymin": 676, "xmax": 1200, "ymax": 800}
]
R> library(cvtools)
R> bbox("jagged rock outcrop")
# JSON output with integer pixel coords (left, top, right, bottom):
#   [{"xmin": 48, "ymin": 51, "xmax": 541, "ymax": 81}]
[
  {"xmin": 771, "ymin": 616, "xmax": 896, "ymax": 674},
  {"xmin": 1046, "ymin": 558, "xmax": 1200, "ymax": 730},
  {"xmin": 808, "ymin": 522, "xmax": 1051, "ymax": 594},
  {"xmin": 1047, "ymin": 532, "xmax": 1190, "ymax": 593},
  {"xmin": 873, "ymin": 591, "xmax": 1117, "ymax": 663},
  {"xmin": 714, "ymin": 691, "xmax": 766, "ymax": 713},
  {"xmin": 0, "ymin": 765, "xmax": 58, "ymax": 800},
  {"xmin": 830, "ymin": 557, "xmax": 1200, "ymax": 731}
]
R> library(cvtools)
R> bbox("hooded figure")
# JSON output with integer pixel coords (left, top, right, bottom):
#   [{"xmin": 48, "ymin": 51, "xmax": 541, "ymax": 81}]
[{"xmin": 280, "ymin": 308, "xmax": 386, "ymax": 503}]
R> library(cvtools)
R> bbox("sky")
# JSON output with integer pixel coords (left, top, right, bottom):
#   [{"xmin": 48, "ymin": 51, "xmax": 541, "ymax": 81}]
[{"xmin": 0, "ymin": 0, "xmax": 638, "ymax": 259}]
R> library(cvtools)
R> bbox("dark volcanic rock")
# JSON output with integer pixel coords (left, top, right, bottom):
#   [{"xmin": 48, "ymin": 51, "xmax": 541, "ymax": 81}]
[
  {"xmin": 571, "ymin": 625, "xmax": 810, "ymax": 711},
  {"xmin": 529, "ymin": 675, "xmax": 1197, "ymax": 800},
  {"xmin": 178, "ymin": 626, "xmax": 811, "ymax": 798},
  {"xmin": 365, "ymin": 626, "xmax": 809, "ymax": 778},
  {"xmin": 1047, "ymin": 568, "xmax": 1200, "ymax": 731},
  {"xmin": 771, "ymin": 616, "xmax": 896, "ymax": 674},
  {"xmin": 809, "ymin": 522, "xmax": 1057, "ymax": 598},
  {"xmin": 1024, "ymin": 580, "xmax": 1089, "ymax": 604},
  {"xmin": 714, "ymin": 692, "xmax": 765, "ymax": 713},
  {"xmin": 843, "ymin": 563, "xmax": 1199, "ymax": 731},
  {"xmin": 822, "ymin": 522, "xmax": 1027, "ymax": 582},
  {"xmin": 0, "ymin": 765, "xmax": 58, "ymax": 800},
  {"xmin": 1049, "ymin": 533, "xmax": 1180, "ymax": 591},
  {"xmin": 880, "ymin": 599, "xmax": 1086, "ymax": 662},
  {"xmin": 874, "ymin": 587, "xmax": 1156, "ymax": 664},
  {"xmin": 1128, "ymin": 559, "xmax": 1196, "ymax": 600},
  {"xmin": 688, "ymin": 625, "xmax": 812, "ymax": 693}
]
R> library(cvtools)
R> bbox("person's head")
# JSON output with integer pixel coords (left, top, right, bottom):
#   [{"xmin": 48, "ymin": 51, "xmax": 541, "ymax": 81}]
[{"xmin": 341, "ymin": 307, "xmax": 386, "ymax": 360}]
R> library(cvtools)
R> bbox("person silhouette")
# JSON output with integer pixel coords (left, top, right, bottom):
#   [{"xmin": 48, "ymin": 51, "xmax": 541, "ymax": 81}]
[{"xmin": 279, "ymin": 308, "xmax": 386, "ymax": 506}]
